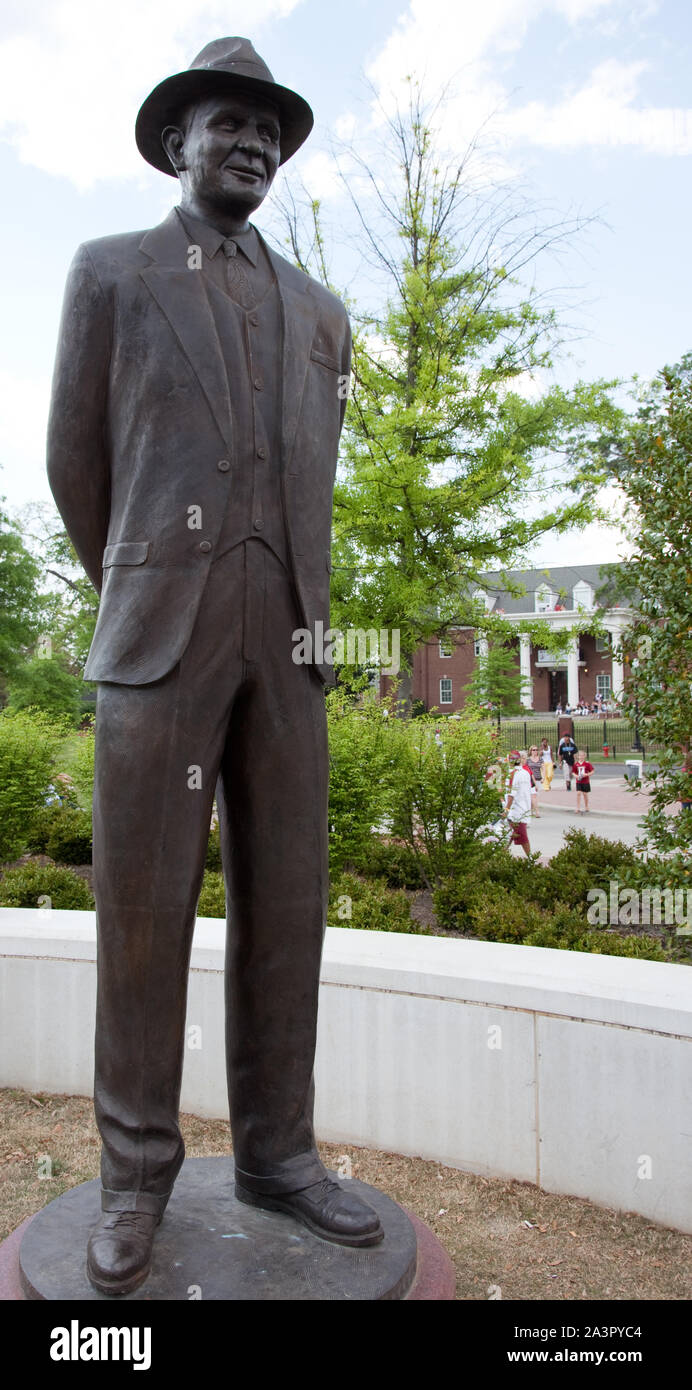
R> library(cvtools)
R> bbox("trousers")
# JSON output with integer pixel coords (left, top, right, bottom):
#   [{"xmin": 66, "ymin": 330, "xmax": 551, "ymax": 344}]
[{"xmin": 92, "ymin": 540, "xmax": 329, "ymax": 1215}]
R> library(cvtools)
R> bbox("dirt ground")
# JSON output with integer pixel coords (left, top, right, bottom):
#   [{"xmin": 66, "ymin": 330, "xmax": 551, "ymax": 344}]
[{"xmin": 1, "ymin": 1088, "xmax": 690, "ymax": 1301}]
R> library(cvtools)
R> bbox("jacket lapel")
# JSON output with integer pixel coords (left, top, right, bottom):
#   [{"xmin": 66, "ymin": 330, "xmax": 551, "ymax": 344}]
[
  {"xmin": 138, "ymin": 213, "xmax": 320, "ymax": 466},
  {"xmin": 139, "ymin": 213, "xmax": 233, "ymax": 451}
]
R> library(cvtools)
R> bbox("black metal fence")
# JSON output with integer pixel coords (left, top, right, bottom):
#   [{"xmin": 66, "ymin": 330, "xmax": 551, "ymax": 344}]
[{"xmin": 495, "ymin": 717, "xmax": 653, "ymax": 760}]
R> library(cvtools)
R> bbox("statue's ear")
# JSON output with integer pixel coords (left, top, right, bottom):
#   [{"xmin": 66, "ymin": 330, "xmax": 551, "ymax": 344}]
[{"xmin": 161, "ymin": 125, "xmax": 186, "ymax": 174}]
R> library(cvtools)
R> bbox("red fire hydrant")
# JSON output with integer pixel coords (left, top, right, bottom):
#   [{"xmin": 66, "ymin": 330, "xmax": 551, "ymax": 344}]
[{"xmin": 603, "ymin": 743, "xmax": 609, "ymax": 757}]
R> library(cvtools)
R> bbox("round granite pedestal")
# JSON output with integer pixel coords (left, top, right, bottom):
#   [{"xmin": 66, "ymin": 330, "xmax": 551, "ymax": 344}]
[{"xmin": 10, "ymin": 1157, "xmax": 454, "ymax": 1301}]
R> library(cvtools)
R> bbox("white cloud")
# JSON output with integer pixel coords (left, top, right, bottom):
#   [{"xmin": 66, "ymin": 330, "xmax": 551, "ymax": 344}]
[
  {"xmin": 363, "ymin": 0, "xmax": 690, "ymax": 167},
  {"xmin": 0, "ymin": 0, "xmax": 304, "ymax": 189},
  {"xmin": 507, "ymin": 59, "xmax": 692, "ymax": 155},
  {"xmin": 367, "ymin": 0, "xmax": 618, "ymax": 112}
]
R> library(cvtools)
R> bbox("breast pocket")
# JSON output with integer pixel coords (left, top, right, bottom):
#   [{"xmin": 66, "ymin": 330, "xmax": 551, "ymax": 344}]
[{"xmin": 103, "ymin": 541, "xmax": 150, "ymax": 567}]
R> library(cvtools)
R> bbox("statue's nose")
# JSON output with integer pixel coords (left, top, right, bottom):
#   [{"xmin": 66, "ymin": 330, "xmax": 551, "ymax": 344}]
[{"xmin": 236, "ymin": 131, "xmax": 263, "ymax": 155}]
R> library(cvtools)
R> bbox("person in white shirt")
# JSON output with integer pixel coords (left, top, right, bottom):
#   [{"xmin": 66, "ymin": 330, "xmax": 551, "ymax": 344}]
[
  {"xmin": 540, "ymin": 738, "xmax": 554, "ymax": 790},
  {"xmin": 502, "ymin": 752, "xmax": 537, "ymax": 856}
]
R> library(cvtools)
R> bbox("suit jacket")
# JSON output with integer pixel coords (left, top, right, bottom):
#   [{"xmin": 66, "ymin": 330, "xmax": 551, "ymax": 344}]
[{"xmin": 47, "ymin": 209, "xmax": 351, "ymax": 686}]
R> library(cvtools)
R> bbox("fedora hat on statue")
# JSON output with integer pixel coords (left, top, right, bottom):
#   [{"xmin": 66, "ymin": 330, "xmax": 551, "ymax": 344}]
[{"xmin": 136, "ymin": 37, "xmax": 314, "ymax": 175}]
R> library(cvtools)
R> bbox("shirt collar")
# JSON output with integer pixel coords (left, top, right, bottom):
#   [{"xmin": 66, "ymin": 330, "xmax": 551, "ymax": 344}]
[{"xmin": 175, "ymin": 207, "xmax": 259, "ymax": 266}]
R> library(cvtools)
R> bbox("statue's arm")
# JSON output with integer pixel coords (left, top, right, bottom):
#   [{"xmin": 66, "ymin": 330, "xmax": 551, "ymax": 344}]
[
  {"xmin": 47, "ymin": 245, "xmax": 112, "ymax": 594},
  {"xmin": 338, "ymin": 311, "xmax": 352, "ymax": 438}
]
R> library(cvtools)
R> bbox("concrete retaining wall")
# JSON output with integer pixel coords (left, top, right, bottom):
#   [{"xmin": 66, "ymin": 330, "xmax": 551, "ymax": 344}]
[{"xmin": 1, "ymin": 909, "xmax": 690, "ymax": 1232}]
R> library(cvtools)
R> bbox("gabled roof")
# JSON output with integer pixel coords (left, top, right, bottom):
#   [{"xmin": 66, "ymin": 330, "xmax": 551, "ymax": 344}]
[{"xmin": 477, "ymin": 563, "xmax": 628, "ymax": 613}]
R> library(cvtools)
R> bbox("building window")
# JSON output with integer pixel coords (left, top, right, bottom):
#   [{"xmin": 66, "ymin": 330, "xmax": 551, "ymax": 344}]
[
  {"xmin": 595, "ymin": 634, "xmax": 610, "ymax": 654},
  {"xmin": 596, "ymin": 674, "xmax": 611, "ymax": 698},
  {"xmin": 572, "ymin": 581, "xmax": 594, "ymax": 609},
  {"xmin": 535, "ymin": 584, "xmax": 555, "ymax": 613},
  {"xmin": 473, "ymin": 637, "xmax": 483, "ymax": 658},
  {"xmin": 439, "ymin": 638, "xmax": 453, "ymax": 658},
  {"xmin": 440, "ymin": 678, "xmax": 452, "ymax": 704}
]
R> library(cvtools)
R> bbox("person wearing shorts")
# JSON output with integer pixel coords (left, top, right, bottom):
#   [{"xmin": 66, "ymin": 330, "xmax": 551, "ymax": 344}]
[
  {"xmin": 574, "ymin": 750, "xmax": 594, "ymax": 813},
  {"xmin": 502, "ymin": 754, "xmax": 536, "ymax": 856}
]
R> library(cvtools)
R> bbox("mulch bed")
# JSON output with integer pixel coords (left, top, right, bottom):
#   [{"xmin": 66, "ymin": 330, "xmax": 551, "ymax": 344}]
[{"xmin": 2, "ymin": 1089, "xmax": 690, "ymax": 1301}]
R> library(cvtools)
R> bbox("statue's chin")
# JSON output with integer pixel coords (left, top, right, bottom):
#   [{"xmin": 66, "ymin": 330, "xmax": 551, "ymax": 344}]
[{"xmin": 187, "ymin": 184, "xmax": 267, "ymax": 223}]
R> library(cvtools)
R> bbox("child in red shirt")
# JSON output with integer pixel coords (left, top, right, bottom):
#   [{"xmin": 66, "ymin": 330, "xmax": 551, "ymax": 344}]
[{"xmin": 574, "ymin": 749, "xmax": 594, "ymax": 814}]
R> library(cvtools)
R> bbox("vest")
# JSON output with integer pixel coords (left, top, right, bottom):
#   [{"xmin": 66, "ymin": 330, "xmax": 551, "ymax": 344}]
[{"xmin": 203, "ymin": 255, "xmax": 288, "ymax": 568}]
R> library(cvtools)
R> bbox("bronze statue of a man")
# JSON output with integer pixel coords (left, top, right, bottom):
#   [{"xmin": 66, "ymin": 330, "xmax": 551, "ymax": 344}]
[{"xmin": 47, "ymin": 37, "xmax": 382, "ymax": 1297}]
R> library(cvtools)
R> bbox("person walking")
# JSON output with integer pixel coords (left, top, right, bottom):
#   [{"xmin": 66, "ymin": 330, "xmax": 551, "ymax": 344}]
[
  {"xmin": 539, "ymin": 737, "xmax": 554, "ymax": 790},
  {"xmin": 502, "ymin": 751, "xmax": 537, "ymax": 856},
  {"xmin": 558, "ymin": 732, "xmax": 577, "ymax": 790},
  {"xmin": 574, "ymin": 749, "xmax": 595, "ymax": 813},
  {"xmin": 526, "ymin": 745, "xmax": 543, "ymax": 816}
]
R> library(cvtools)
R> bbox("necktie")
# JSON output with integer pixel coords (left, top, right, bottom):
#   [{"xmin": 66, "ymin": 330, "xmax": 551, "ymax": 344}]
[{"xmin": 222, "ymin": 238, "xmax": 255, "ymax": 310}]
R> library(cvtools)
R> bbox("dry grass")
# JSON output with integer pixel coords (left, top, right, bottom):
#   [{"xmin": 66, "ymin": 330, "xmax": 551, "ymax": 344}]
[{"xmin": 2, "ymin": 1088, "xmax": 690, "ymax": 1301}]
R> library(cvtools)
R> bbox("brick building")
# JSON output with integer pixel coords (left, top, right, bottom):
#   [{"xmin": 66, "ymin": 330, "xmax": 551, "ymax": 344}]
[{"xmin": 408, "ymin": 563, "xmax": 632, "ymax": 714}]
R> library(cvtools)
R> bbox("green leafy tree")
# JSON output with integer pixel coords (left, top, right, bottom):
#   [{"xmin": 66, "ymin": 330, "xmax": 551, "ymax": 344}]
[
  {"xmin": 465, "ymin": 638, "xmax": 528, "ymax": 716},
  {"xmin": 0, "ymin": 500, "xmax": 44, "ymax": 692},
  {"xmin": 7, "ymin": 654, "xmax": 84, "ymax": 725},
  {"xmin": 278, "ymin": 86, "xmax": 622, "ymax": 695},
  {"xmin": 19, "ymin": 504, "xmax": 99, "ymax": 670},
  {"xmin": 388, "ymin": 709, "xmax": 501, "ymax": 890},
  {"xmin": 604, "ymin": 354, "xmax": 692, "ymax": 882},
  {"xmin": 326, "ymin": 685, "xmax": 397, "ymax": 872}
]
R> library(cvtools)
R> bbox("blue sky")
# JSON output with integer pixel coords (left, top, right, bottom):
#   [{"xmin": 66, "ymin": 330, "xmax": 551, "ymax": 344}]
[{"xmin": 1, "ymin": 0, "xmax": 690, "ymax": 569}]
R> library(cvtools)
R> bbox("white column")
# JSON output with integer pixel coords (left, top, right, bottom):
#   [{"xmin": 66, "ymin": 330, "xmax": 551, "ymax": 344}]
[
  {"xmin": 608, "ymin": 632, "xmax": 624, "ymax": 703},
  {"xmin": 519, "ymin": 634, "xmax": 533, "ymax": 709},
  {"xmin": 567, "ymin": 634, "xmax": 580, "ymax": 708}
]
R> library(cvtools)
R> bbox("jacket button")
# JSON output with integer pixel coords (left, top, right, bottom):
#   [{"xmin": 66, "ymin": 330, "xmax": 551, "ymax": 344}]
[
  {"xmin": 249, "ymin": 314, "xmax": 259, "ymax": 327},
  {"xmin": 253, "ymin": 377, "xmax": 263, "ymax": 390},
  {"xmin": 253, "ymin": 519, "xmax": 264, "ymax": 531},
  {"xmin": 217, "ymin": 458, "xmax": 230, "ymax": 472},
  {"xmin": 256, "ymin": 446, "xmax": 266, "ymax": 459},
  {"xmin": 199, "ymin": 540, "xmax": 212, "ymax": 553}
]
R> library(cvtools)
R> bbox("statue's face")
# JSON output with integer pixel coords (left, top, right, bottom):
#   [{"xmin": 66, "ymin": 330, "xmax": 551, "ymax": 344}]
[{"xmin": 166, "ymin": 90, "xmax": 281, "ymax": 216}]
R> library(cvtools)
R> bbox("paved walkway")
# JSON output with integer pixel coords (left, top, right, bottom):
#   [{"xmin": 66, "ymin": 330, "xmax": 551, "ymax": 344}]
[
  {"xmin": 507, "ymin": 776, "xmax": 656, "ymax": 860},
  {"xmin": 536, "ymin": 775, "xmax": 651, "ymax": 819}
]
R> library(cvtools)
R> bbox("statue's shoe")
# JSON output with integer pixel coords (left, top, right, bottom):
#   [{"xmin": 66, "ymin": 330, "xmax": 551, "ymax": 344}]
[
  {"xmin": 235, "ymin": 1176, "xmax": 384, "ymax": 1247},
  {"xmin": 87, "ymin": 1210, "xmax": 161, "ymax": 1295}
]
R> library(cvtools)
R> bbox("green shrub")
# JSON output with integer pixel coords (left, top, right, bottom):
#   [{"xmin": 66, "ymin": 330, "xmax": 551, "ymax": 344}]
[
  {"xmin": 0, "ymin": 710, "xmax": 66, "ymax": 862},
  {"xmin": 573, "ymin": 931, "xmax": 668, "ymax": 961},
  {"xmin": 536, "ymin": 830, "xmax": 639, "ymax": 909},
  {"xmin": 354, "ymin": 839, "xmax": 425, "ymax": 889},
  {"xmin": 206, "ymin": 828, "xmax": 222, "ymax": 871},
  {"xmin": 65, "ymin": 721, "xmax": 96, "ymax": 806},
  {"xmin": 618, "ymin": 850, "xmax": 692, "ymax": 899},
  {"xmin": 26, "ymin": 804, "xmax": 92, "ymax": 862},
  {"xmin": 328, "ymin": 872, "xmax": 427, "ymax": 934},
  {"xmin": 197, "ymin": 871, "xmax": 226, "ymax": 918},
  {"xmin": 0, "ymin": 863, "xmax": 93, "ymax": 910},
  {"xmin": 46, "ymin": 809, "xmax": 93, "ymax": 864},
  {"xmin": 433, "ymin": 847, "xmax": 543, "ymax": 930},
  {"xmin": 26, "ymin": 805, "xmax": 61, "ymax": 854},
  {"xmin": 387, "ymin": 710, "xmax": 501, "ymax": 888},
  {"xmin": 327, "ymin": 692, "xmax": 397, "ymax": 873},
  {"xmin": 465, "ymin": 883, "xmax": 548, "ymax": 943},
  {"xmin": 523, "ymin": 905, "xmax": 596, "ymax": 950},
  {"xmin": 437, "ymin": 872, "xmax": 670, "ymax": 961}
]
